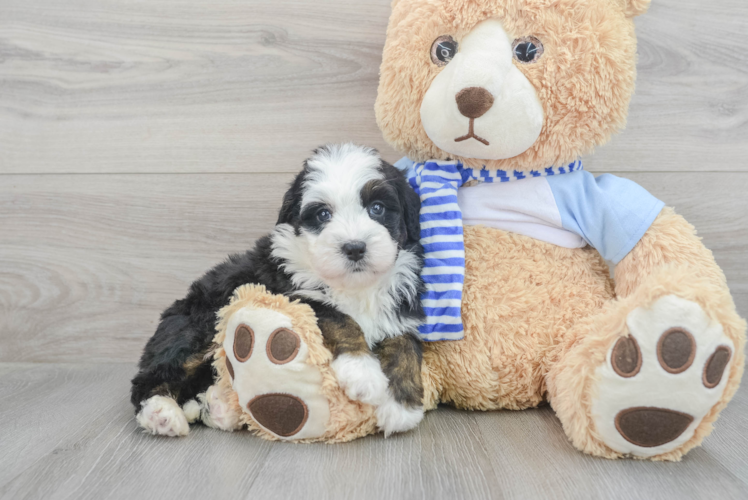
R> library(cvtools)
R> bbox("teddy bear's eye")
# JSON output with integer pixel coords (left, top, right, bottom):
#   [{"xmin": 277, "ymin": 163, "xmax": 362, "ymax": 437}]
[
  {"xmin": 431, "ymin": 35, "xmax": 458, "ymax": 67},
  {"xmin": 512, "ymin": 36, "xmax": 544, "ymax": 64}
]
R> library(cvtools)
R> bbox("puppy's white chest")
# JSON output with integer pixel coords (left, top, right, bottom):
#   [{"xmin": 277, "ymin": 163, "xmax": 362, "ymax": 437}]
[{"xmin": 337, "ymin": 297, "xmax": 395, "ymax": 348}]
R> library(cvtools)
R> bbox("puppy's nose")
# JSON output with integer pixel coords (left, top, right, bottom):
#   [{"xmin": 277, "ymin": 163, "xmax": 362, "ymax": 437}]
[
  {"xmin": 342, "ymin": 241, "xmax": 366, "ymax": 262},
  {"xmin": 456, "ymin": 87, "xmax": 495, "ymax": 119}
]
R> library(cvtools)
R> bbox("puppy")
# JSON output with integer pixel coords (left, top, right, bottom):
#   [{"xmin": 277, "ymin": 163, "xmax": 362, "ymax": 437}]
[{"xmin": 131, "ymin": 144, "xmax": 425, "ymax": 437}]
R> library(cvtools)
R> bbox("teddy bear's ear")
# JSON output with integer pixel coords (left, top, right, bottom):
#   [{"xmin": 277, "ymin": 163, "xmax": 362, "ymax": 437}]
[{"xmin": 616, "ymin": 0, "xmax": 651, "ymax": 18}]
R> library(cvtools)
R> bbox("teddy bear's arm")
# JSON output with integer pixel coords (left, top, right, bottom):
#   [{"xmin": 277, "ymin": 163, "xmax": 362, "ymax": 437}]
[{"xmin": 613, "ymin": 207, "xmax": 732, "ymax": 299}]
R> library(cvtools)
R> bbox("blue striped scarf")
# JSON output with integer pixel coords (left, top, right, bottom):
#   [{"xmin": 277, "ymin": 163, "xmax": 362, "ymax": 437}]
[{"xmin": 408, "ymin": 159, "xmax": 583, "ymax": 341}]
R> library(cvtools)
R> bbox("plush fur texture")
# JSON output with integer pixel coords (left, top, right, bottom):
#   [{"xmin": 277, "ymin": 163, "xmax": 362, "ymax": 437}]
[
  {"xmin": 373, "ymin": 0, "xmax": 743, "ymax": 462},
  {"xmin": 417, "ymin": 210, "xmax": 744, "ymax": 462},
  {"xmin": 376, "ymin": 0, "xmax": 643, "ymax": 171},
  {"xmin": 420, "ymin": 225, "xmax": 615, "ymax": 412}
]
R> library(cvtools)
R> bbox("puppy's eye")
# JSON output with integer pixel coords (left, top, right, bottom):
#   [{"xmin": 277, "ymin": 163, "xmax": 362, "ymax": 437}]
[
  {"xmin": 317, "ymin": 208, "xmax": 332, "ymax": 222},
  {"xmin": 512, "ymin": 36, "xmax": 544, "ymax": 64},
  {"xmin": 431, "ymin": 35, "xmax": 458, "ymax": 67},
  {"xmin": 368, "ymin": 203, "xmax": 385, "ymax": 217}
]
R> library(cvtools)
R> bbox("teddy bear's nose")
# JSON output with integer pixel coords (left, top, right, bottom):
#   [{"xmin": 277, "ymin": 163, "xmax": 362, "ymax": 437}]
[{"xmin": 456, "ymin": 87, "xmax": 495, "ymax": 119}]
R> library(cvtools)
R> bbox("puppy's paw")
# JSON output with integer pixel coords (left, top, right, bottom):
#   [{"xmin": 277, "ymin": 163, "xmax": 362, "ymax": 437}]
[
  {"xmin": 199, "ymin": 385, "xmax": 242, "ymax": 432},
  {"xmin": 375, "ymin": 395, "xmax": 424, "ymax": 437},
  {"xmin": 136, "ymin": 395, "xmax": 189, "ymax": 437},
  {"xmin": 182, "ymin": 399, "xmax": 202, "ymax": 423},
  {"xmin": 331, "ymin": 353, "xmax": 389, "ymax": 406}
]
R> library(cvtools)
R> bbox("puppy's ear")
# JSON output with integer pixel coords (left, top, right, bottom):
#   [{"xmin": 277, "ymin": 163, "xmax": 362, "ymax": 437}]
[
  {"xmin": 401, "ymin": 182, "xmax": 422, "ymax": 246},
  {"xmin": 276, "ymin": 167, "xmax": 306, "ymax": 225},
  {"xmin": 391, "ymin": 165, "xmax": 421, "ymax": 246}
]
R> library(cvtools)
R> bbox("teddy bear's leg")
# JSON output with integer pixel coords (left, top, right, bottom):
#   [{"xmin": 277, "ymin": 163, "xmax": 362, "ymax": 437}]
[
  {"xmin": 217, "ymin": 296, "xmax": 332, "ymax": 440},
  {"xmin": 547, "ymin": 208, "xmax": 746, "ymax": 461},
  {"xmin": 212, "ymin": 285, "xmax": 377, "ymax": 442}
]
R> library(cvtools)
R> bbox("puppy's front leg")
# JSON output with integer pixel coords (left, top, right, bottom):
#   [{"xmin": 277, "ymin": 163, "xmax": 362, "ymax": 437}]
[
  {"xmin": 315, "ymin": 310, "xmax": 389, "ymax": 407},
  {"xmin": 372, "ymin": 334, "xmax": 425, "ymax": 436}
]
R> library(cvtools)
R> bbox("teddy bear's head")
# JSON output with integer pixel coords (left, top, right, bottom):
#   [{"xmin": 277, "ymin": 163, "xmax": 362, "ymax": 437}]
[{"xmin": 375, "ymin": 0, "xmax": 649, "ymax": 171}]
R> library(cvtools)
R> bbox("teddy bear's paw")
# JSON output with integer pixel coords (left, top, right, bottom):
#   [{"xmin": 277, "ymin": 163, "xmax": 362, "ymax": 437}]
[
  {"xmin": 375, "ymin": 394, "xmax": 424, "ymax": 437},
  {"xmin": 136, "ymin": 395, "xmax": 190, "ymax": 437},
  {"xmin": 198, "ymin": 385, "xmax": 242, "ymax": 432},
  {"xmin": 592, "ymin": 295, "xmax": 735, "ymax": 458},
  {"xmin": 223, "ymin": 306, "xmax": 330, "ymax": 440},
  {"xmin": 331, "ymin": 353, "xmax": 389, "ymax": 406}
]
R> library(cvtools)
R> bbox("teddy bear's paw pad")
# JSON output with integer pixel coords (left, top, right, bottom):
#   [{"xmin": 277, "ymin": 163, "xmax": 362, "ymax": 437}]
[
  {"xmin": 614, "ymin": 407, "xmax": 694, "ymax": 448},
  {"xmin": 248, "ymin": 393, "xmax": 309, "ymax": 437},
  {"xmin": 223, "ymin": 306, "xmax": 330, "ymax": 440},
  {"xmin": 593, "ymin": 295, "xmax": 734, "ymax": 458},
  {"xmin": 704, "ymin": 346, "xmax": 732, "ymax": 389},
  {"xmin": 136, "ymin": 395, "xmax": 189, "ymax": 437}
]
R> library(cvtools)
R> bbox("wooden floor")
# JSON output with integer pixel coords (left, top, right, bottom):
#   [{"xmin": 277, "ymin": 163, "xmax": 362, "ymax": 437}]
[
  {"xmin": 1, "ymin": 0, "xmax": 747, "ymax": 498},
  {"xmin": 0, "ymin": 363, "xmax": 747, "ymax": 500}
]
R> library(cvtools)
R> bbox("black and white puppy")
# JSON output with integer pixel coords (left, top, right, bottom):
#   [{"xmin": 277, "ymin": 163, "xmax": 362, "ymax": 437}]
[{"xmin": 131, "ymin": 144, "xmax": 425, "ymax": 437}]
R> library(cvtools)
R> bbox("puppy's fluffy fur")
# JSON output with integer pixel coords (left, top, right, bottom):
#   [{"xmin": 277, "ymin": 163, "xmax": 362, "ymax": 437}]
[{"xmin": 131, "ymin": 144, "xmax": 425, "ymax": 436}]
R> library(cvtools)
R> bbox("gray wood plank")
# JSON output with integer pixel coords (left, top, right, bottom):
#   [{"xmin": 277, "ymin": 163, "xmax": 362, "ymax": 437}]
[
  {"xmin": 0, "ymin": 363, "xmax": 275, "ymax": 500},
  {"xmin": 0, "ymin": 363, "xmax": 746, "ymax": 500},
  {"xmin": 701, "ymin": 374, "xmax": 748, "ymax": 491},
  {"xmin": 0, "ymin": 363, "xmax": 138, "ymax": 489},
  {"xmin": 473, "ymin": 399, "xmax": 748, "ymax": 500},
  {"xmin": 1, "ymin": 171, "xmax": 746, "ymax": 363},
  {"xmin": 585, "ymin": 0, "xmax": 748, "ymax": 174},
  {"xmin": 1, "ymin": 0, "xmax": 746, "ymax": 174},
  {"xmin": 245, "ymin": 410, "xmax": 502, "ymax": 500},
  {"xmin": 0, "ymin": 0, "xmax": 395, "ymax": 174},
  {"xmin": 0, "ymin": 173, "xmax": 292, "ymax": 363}
]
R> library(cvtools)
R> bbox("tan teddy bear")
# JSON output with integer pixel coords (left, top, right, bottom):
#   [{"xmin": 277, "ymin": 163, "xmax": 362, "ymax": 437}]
[{"xmin": 209, "ymin": 0, "xmax": 745, "ymax": 461}]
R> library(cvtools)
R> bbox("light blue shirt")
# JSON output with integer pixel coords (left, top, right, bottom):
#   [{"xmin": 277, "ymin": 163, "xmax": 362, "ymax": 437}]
[
  {"xmin": 397, "ymin": 157, "xmax": 664, "ymax": 264},
  {"xmin": 546, "ymin": 170, "xmax": 664, "ymax": 263}
]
